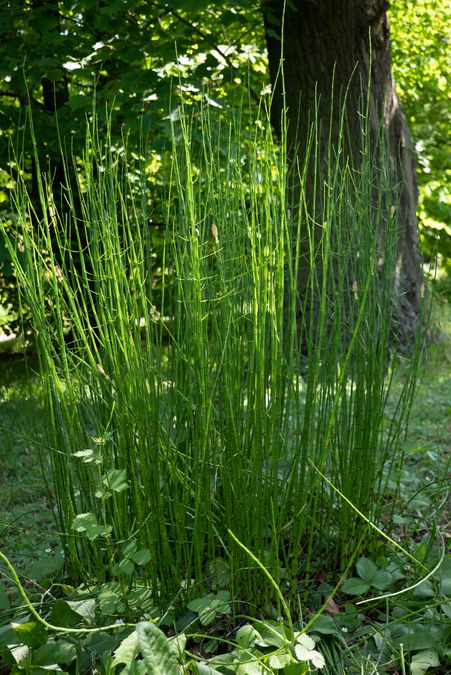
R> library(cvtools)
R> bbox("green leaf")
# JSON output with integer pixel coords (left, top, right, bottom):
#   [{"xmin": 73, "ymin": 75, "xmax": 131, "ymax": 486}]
[
  {"xmin": 72, "ymin": 512, "xmax": 112, "ymax": 541},
  {"xmin": 49, "ymin": 599, "xmax": 84, "ymax": 628},
  {"xmin": 73, "ymin": 449, "xmax": 101, "ymax": 464},
  {"xmin": 27, "ymin": 551, "xmax": 65, "ymax": 582},
  {"xmin": 342, "ymin": 577, "xmax": 371, "ymax": 595},
  {"xmin": 413, "ymin": 580, "xmax": 435, "ymax": 598},
  {"xmin": 32, "ymin": 640, "xmax": 77, "ymax": 666},
  {"xmin": 236, "ymin": 659, "xmax": 266, "ymax": 674},
  {"xmin": 435, "ymin": 555, "xmax": 451, "ymax": 595},
  {"xmin": 13, "ymin": 621, "xmax": 48, "ymax": 649},
  {"xmin": 187, "ymin": 591, "xmax": 231, "ymax": 626},
  {"xmin": 0, "ymin": 622, "xmax": 22, "ymax": 649},
  {"xmin": 84, "ymin": 630, "xmax": 119, "ymax": 658},
  {"xmin": 136, "ymin": 621, "xmax": 179, "ymax": 674},
  {"xmin": 130, "ymin": 549, "xmax": 152, "ymax": 566},
  {"xmin": 309, "ymin": 615, "xmax": 339, "ymax": 635},
  {"xmin": 169, "ymin": 633, "xmax": 186, "ymax": 658},
  {"xmin": 117, "ymin": 558, "xmax": 135, "ymax": 576},
  {"xmin": 102, "ymin": 468, "xmax": 129, "ymax": 493},
  {"xmin": 209, "ymin": 558, "xmax": 230, "ymax": 589},
  {"xmin": 187, "ymin": 596, "xmax": 217, "ymax": 626},
  {"xmin": 268, "ymin": 650, "xmax": 291, "ymax": 669},
  {"xmin": 410, "ymin": 649, "xmax": 440, "ymax": 675},
  {"xmin": 197, "ymin": 664, "xmax": 223, "ymax": 674},
  {"xmin": 283, "ymin": 664, "xmax": 309, "ymax": 675},
  {"xmin": 0, "ymin": 581, "xmax": 9, "ymax": 610},
  {"xmin": 98, "ymin": 587, "xmax": 125, "ymax": 615},
  {"xmin": 236, "ymin": 624, "xmax": 261, "ymax": 648},
  {"xmin": 111, "ymin": 630, "xmax": 139, "ymax": 668},
  {"xmin": 356, "ymin": 557, "xmax": 378, "ymax": 583},
  {"xmin": 66, "ymin": 598, "xmax": 96, "ymax": 624},
  {"xmin": 371, "ymin": 569, "xmax": 393, "ymax": 591},
  {"xmin": 252, "ymin": 620, "xmax": 287, "ymax": 648},
  {"xmin": 123, "ymin": 539, "xmax": 138, "ymax": 557}
]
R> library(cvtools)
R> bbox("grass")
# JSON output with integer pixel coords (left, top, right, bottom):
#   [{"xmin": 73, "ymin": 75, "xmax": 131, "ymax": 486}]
[
  {"xmin": 0, "ymin": 357, "xmax": 57, "ymax": 572},
  {"xmin": 0, "ymin": 304, "xmax": 449, "ymax": 672},
  {"xmin": 0, "ymin": 98, "xmax": 449, "ymax": 672}
]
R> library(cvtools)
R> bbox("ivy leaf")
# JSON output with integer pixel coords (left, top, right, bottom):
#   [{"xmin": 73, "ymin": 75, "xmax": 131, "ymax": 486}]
[{"xmin": 136, "ymin": 621, "xmax": 179, "ymax": 674}]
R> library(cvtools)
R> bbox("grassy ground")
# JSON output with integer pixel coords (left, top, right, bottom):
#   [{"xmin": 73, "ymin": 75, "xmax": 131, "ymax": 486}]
[{"xmin": 0, "ymin": 358, "xmax": 57, "ymax": 573}]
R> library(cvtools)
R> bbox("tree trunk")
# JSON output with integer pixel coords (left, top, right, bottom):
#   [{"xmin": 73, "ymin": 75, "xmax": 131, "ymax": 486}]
[{"xmin": 264, "ymin": 0, "xmax": 423, "ymax": 347}]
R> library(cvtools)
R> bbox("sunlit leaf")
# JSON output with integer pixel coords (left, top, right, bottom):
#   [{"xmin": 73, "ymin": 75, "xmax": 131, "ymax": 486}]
[{"xmin": 136, "ymin": 622, "xmax": 179, "ymax": 674}]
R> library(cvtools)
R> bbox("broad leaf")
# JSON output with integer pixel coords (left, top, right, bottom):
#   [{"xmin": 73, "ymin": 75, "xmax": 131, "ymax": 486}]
[
  {"xmin": 410, "ymin": 649, "xmax": 440, "ymax": 675},
  {"xmin": 356, "ymin": 557, "xmax": 378, "ymax": 584},
  {"xmin": 49, "ymin": 600, "xmax": 84, "ymax": 628},
  {"xmin": 309, "ymin": 615, "xmax": 339, "ymax": 635},
  {"xmin": 197, "ymin": 664, "xmax": 223, "ymax": 674},
  {"xmin": 27, "ymin": 551, "xmax": 64, "ymax": 582},
  {"xmin": 66, "ymin": 598, "xmax": 96, "ymax": 624},
  {"xmin": 268, "ymin": 650, "xmax": 291, "ymax": 669},
  {"xmin": 32, "ymin": 640, "xmax": 77, "ymax": 666},
  {"xmin": 136, "ymin": 621, "xmax": 179, "ymax": 674},
  {"xmin": 102, "ymin": 468, "xmax": 129, "ymax": 493},
  {"xmin": 252, "ymin": 620, "xmax": 287, "ymax": 648},
  {"xmin": 111, "ymin": 630, "xmax": 139, "ymax": 668},
  {"xmin": 371, "ymin": 569, "xmax": 393, "ymax": 591},
  {"xmin": 72, "ymin": 513, "xmax": 112, "ymax": 541},
  {"xmin": 0, "ymin": 581, "xmax": 9, "ymax": 610},
  {"xmin": 236, "ymin": 624, "xmax": 261, "ymax": 648},
  {"xmin": 13, "ymin": 621, "xmax": 47, "ymax": 649},
  {"xmin": 130, "ymin": 549, "xmax": 152, "ymax": 566},
  {"xmin": 342, "ymin": 577, "xmax": 370, "ymax": 595}
]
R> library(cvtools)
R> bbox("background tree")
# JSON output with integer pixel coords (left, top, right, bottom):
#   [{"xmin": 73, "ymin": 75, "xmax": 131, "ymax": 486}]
[
  {"xmin": 0, "ymin": 0, "xmax": 449, "ymax": 337},
  {"xmin": 264, "ymin": 0, "xmax": 423, "ymax": 345}
]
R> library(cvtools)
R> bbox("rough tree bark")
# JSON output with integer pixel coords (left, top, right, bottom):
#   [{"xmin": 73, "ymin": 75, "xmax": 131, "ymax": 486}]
[{"xmin": 263, "ymin": 0, "xmax": 423, "ymax": 347}]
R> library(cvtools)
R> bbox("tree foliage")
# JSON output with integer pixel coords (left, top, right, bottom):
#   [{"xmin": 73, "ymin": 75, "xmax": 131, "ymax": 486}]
[
  {"xmin": 390, "ymin": 0, "xmax": 451, "ymax": 269},
  {"xmin": 0, "ymin": 0, "xmax": 449, "ymax": 333}
]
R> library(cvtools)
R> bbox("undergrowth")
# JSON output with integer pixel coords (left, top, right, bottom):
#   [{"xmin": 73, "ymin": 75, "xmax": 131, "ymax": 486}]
[{"xmin": 0, "ymin": 97, "xmax": 449, "ymax": 673}]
